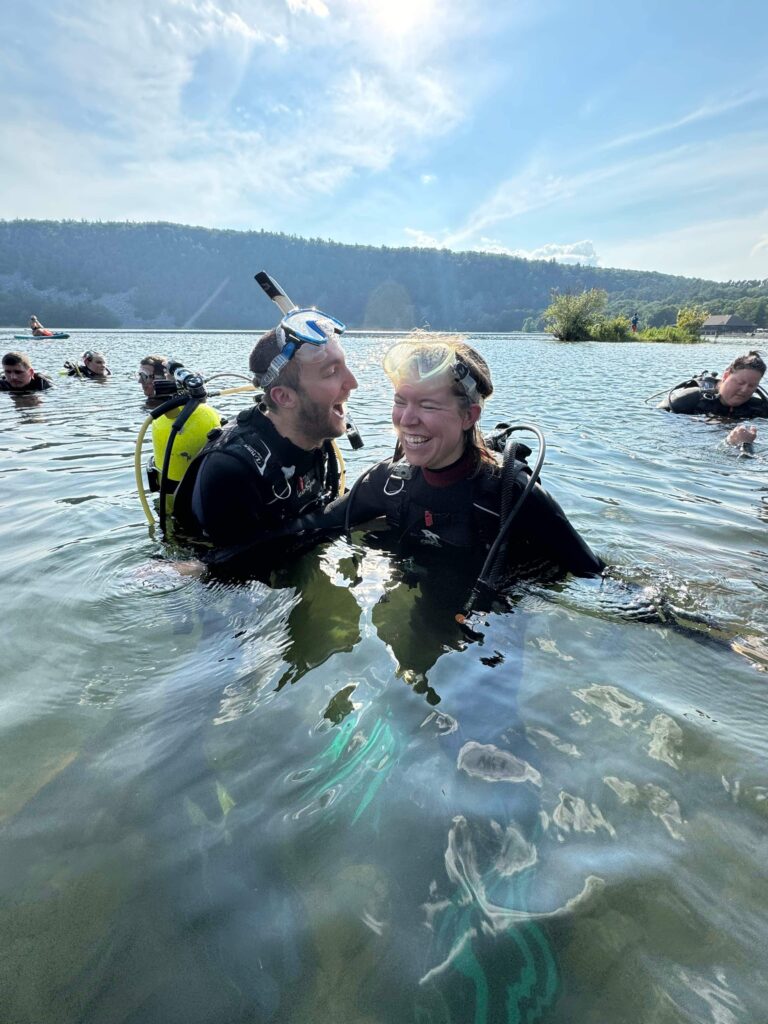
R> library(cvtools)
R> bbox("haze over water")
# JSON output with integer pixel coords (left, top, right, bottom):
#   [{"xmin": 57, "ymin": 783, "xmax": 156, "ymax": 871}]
[{"xmin": 1, "ymin": 330, "xmax": 766, "ymax": 1024}]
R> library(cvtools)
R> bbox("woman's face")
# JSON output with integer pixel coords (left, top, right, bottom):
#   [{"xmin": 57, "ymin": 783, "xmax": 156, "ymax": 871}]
[
  {"xmin": 391, "ymin": 379, "xmax": 480, "ymax": 470},
  {"xmin": 719, "ymin": 368, "xmax": 763, "ymax": 407}
]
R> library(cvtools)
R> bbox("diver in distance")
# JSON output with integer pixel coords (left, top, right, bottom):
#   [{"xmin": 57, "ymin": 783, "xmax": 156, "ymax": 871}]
[
  {"xmin": 658, "ymin": 350, "xmax": 767, "ymax": 447},
  {"xmin": 63, "ymin": 350, "xmax": 111, "ymax": 379},
  {"xmin": 143, "ymin": 363, "xmax": 223, "ymax": 509},
  {"xmin": 306, "ymin": 336, "xmax": 604, "ymax": 590},
  {"xmin": 138, "ymin": 354, "xmax": 172, "ymax": 405},
  {"xmin": 172, "ymin": 301, "xmax": 358, "ymax": 572},
  {"xmin": 0, "ymin": 351, "xmax": 53, "ymax": 392}
]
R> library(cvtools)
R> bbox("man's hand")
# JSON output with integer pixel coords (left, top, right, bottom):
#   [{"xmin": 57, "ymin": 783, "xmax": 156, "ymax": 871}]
[{"xmin": 726, "ymin": 425, "xmax": 757, "ymax": 446}]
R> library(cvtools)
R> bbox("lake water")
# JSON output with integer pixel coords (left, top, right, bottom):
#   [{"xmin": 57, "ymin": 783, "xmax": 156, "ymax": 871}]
[{"xmin": 1, "ymin": 330, "xmax": 767, "ymax": 1024}]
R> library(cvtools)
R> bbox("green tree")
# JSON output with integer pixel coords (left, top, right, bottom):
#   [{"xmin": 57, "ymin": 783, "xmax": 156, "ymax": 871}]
[
  {"xmin": 591, "ymin": 314, "xmax": 632, "ymax": 341},
  {"xmin": 676, "ymin": 305, "xmax": 708, "ymax": 338},
  {"xmin": 543, "ymin": 288, "xmax": 607, "ymax": 341}
]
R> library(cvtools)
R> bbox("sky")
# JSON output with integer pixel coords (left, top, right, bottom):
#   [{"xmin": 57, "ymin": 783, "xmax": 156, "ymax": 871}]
[{"xmin": 1, "ymin": 0, "xmax": 767, "ymax": 282}]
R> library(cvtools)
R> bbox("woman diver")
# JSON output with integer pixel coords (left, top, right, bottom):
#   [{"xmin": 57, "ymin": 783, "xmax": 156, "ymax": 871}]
[
  {"xmin": 658, "ymin": 349, "xmax": 767, "ymax": 446},
  {"xmin": 310, "ymin": 335, "xmax": 604, "ymax": 588}
]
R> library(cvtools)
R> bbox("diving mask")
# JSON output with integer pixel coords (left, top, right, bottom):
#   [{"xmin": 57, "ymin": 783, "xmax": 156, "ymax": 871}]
[
  {"xmin": 261, "ymin": 308, "xmax": 346, "ymax": 389},
  {"xmin": 382, "ymin": 341, "xmax": 483, "ymax": 405}
]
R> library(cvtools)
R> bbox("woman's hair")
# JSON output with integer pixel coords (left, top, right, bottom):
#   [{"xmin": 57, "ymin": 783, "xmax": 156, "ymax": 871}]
[
  {"xmin": 384, "ymin": 333, "xmax": 496, "ymax": 472},
  {"xmin": 726, "ymin": 350, "xmax": 766, "ymax": 376}
]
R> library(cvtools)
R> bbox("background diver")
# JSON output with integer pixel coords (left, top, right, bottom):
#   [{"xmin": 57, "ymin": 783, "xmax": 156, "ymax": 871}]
[
  {"xmin": 64, "ymin": 351, "xmax": 112, "ymax": 379},
  {"xmin": 1, "ymin": 351, "xmax": 53, "ymax": 392},
  {"xmin": 658, "ymin": 349, "xmax": 767, "ymax": 447}
]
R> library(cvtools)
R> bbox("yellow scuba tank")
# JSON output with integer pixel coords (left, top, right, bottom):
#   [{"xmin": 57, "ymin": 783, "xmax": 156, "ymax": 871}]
[{"xmin": 151, "ymin": 403, "xmax": 222, "ymax": 485}]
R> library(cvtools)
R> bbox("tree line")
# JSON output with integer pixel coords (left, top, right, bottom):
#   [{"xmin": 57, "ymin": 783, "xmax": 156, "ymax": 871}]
[{"xmin": 1, "ymin": 219, "xmax": 766, "ymax": 331}]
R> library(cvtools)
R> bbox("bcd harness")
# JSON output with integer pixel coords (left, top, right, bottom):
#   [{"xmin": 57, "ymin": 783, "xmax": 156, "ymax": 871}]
[
  {"xmin": 668, "ymin": 372, "xmax": 768, "ymax": 407},
  {"xmin": 174, "ymin": 405, "xmax": 341, "ymax": 539},
  {"xmin": 379, "ymin": 453, "xmax": 532, "ymax": 550}
]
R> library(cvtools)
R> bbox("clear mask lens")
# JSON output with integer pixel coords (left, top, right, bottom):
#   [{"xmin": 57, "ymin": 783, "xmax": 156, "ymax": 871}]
[
  {"xmin": 280, "ymin": 309, "xmax": 345, "ymax": 347},
  {"xmin": 383, "ymin": 342, "xmax": 455, "ymax": 384},
  {"xmin": 383, "ymin": 341, "xmax": 481, "ymax": 404}
]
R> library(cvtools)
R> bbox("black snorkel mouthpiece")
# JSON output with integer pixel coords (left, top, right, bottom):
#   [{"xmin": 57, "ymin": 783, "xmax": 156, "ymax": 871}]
[
  {"xmin": 254, "ymin": 272, "xmax": 295, "ymax": 316},
  {"xmin": 345, "ymin": 412, "xmax": 364, "ymax": 450}
]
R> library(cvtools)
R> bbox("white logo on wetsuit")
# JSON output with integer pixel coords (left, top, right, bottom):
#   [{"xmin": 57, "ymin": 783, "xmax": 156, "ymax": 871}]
[
  {"xmin": 419, "ymin": 529, "xmax": 443, "ymax": 547},
  {"xmin": 242, "ymin": 440, "xmax": 271, "ymax": 476}
]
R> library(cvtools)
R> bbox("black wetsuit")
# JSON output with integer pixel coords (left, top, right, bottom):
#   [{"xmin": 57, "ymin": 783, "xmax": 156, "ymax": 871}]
[
  {"xmin": 172, "ymin": 405, "xmax": 339, "ymax": 569},
  {"xmin": 659, "ymin": 383, "xmax": 768, "ymax": 418},
  {"xmin": 0, "ymin": 372, "xmax": 53, "ymax": 392},
  {"xmin": 315, "ymin": 449, "xmax": 604, "ymax": 578},
  {"xmin": 64, "ymin": 363, "xmax": 111, "ymax": 378}
]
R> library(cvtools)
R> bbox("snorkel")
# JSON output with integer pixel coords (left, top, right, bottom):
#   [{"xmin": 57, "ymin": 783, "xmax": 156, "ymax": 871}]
[{"xmin": 254, "ymin": 271, "xmax": 364, "ymax": 450}]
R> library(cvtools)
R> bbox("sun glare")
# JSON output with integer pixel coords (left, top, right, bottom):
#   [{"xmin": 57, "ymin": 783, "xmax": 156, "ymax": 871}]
[{"xmin": 362, "ymin": 0, "xmax": 436, "ymax": 37}]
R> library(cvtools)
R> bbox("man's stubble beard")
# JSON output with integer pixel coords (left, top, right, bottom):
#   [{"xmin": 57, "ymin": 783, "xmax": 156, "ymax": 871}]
[{"xmin": 296, "ymin": 388, "xmax": 343, "ymax": 446}]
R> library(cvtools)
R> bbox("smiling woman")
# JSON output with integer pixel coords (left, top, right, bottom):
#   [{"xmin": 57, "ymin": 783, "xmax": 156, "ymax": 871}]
[{"xmin": 308, "ymin": 334, "xmax": 605, "ymax": 581}]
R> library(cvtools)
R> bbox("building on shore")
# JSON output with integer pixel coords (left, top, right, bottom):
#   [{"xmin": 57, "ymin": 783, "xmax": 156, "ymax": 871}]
[{"xmin": 701, "ymin": 314, "xmax": 756, "ymax": 336}]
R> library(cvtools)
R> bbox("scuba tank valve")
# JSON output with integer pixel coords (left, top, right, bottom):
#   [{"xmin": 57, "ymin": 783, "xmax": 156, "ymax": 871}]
[{"xmin": 169, "ymin": 361, "xmax": 207, "ymax": 399}]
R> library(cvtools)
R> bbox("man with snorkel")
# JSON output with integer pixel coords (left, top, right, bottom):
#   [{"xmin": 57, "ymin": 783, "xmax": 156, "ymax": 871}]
[{"xmin": 173, "ymin": 301, "xmax": 358, "ymax": 572}]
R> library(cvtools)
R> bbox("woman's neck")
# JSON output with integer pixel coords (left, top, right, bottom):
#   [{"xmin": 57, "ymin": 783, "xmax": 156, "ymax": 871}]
[{"xmin": 423, "ymin": 447, "xmax": 474, "ymax": 487}]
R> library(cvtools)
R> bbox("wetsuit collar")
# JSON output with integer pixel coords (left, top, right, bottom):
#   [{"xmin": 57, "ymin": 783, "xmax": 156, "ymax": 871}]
[{"xmin": 422, "ymin": 447, "xmax": 475, "ymax": 488}]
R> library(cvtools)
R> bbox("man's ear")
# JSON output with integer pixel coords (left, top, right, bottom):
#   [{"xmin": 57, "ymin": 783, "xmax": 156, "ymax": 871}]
[
  {"xmin": 269, "ymin": 384, "xmax": 298, "ymax": 410},
  {"xmin": 721, "ymin": 370, "xmax": 731, "ymax": 381}
]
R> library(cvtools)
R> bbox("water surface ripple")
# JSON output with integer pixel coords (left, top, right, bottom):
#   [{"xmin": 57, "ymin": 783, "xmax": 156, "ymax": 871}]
[{"xmin": 1, "ymin": 331, "xmax": 766, "ymax": 1024}]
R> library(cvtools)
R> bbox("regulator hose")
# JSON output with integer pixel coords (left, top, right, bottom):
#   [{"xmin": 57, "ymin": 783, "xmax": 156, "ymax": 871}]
[
  {"xmin": 135, "ymin": 414, "xmax": 155, "ymax": 528},
  {"xmin": 331, "ymin": 440, "xmax": 346, "ymax": 496},
  {"xmin": 457, "ymin": 423, "xmax": 546, "ymax": 621},
  {"xmin": 158, "ymin": 397, "xmax": 202, "ymax": 537}
]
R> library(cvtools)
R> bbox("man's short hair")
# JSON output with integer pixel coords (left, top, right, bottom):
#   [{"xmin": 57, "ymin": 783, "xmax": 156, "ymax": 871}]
[
  {"xmin": 2, "ymin": 351, "xmax": 31, "ymax": 368},
  {"xmin": 249, "ymin": 329, "xmax": 302, "ymax": 411},
  {"xmin": 140, "ymin": 354, "xmax": 170, "ymax": 375}
]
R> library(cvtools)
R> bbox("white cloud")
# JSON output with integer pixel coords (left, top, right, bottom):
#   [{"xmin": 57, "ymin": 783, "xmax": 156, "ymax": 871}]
[
  {"xmin": 420, "ymin": 174, "xmax": 437, "ymax": 185},
  {"xmin": 600, "ymin": 211, "xmax": 768, "ymax": 281},
  {"xmin": 403, "ymin": 228, "xmax": 446, "ymax": 249},
  {"xmin": 403, "ymin": 130, "xmax": 768, "ymax": 269},
  {"xmin": 598, "ymin": 88, "xmax": 765, "ymax": 152},
  {"xmin": 0, "ymin": 0, "xmax": 476, "ymax": 225},
  {"xmin": 402, "ymin": 230, "xmax": 599, "ymax": 266},
  {"xmin": 504, "ymin": 240, "xmax": 599, "ymax": 266},
  {"xmin": 285, "ymin": 0, "xmax": 329, "ymax": 16},
  {"xmin": 0, "ymin": 0, "xmax": 493, "ymax": 226}
]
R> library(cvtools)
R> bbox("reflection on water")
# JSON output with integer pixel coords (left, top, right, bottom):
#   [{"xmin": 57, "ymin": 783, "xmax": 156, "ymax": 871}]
[{"xmin": 1, "ymin": 332, "xmax": 767, "ymax": 1023}]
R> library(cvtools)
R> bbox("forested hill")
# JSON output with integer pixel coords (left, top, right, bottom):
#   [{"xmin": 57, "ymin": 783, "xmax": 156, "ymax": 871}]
[{"xmin": 1, "ymin": 219, "xmax": 766, "ymax": 330}]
